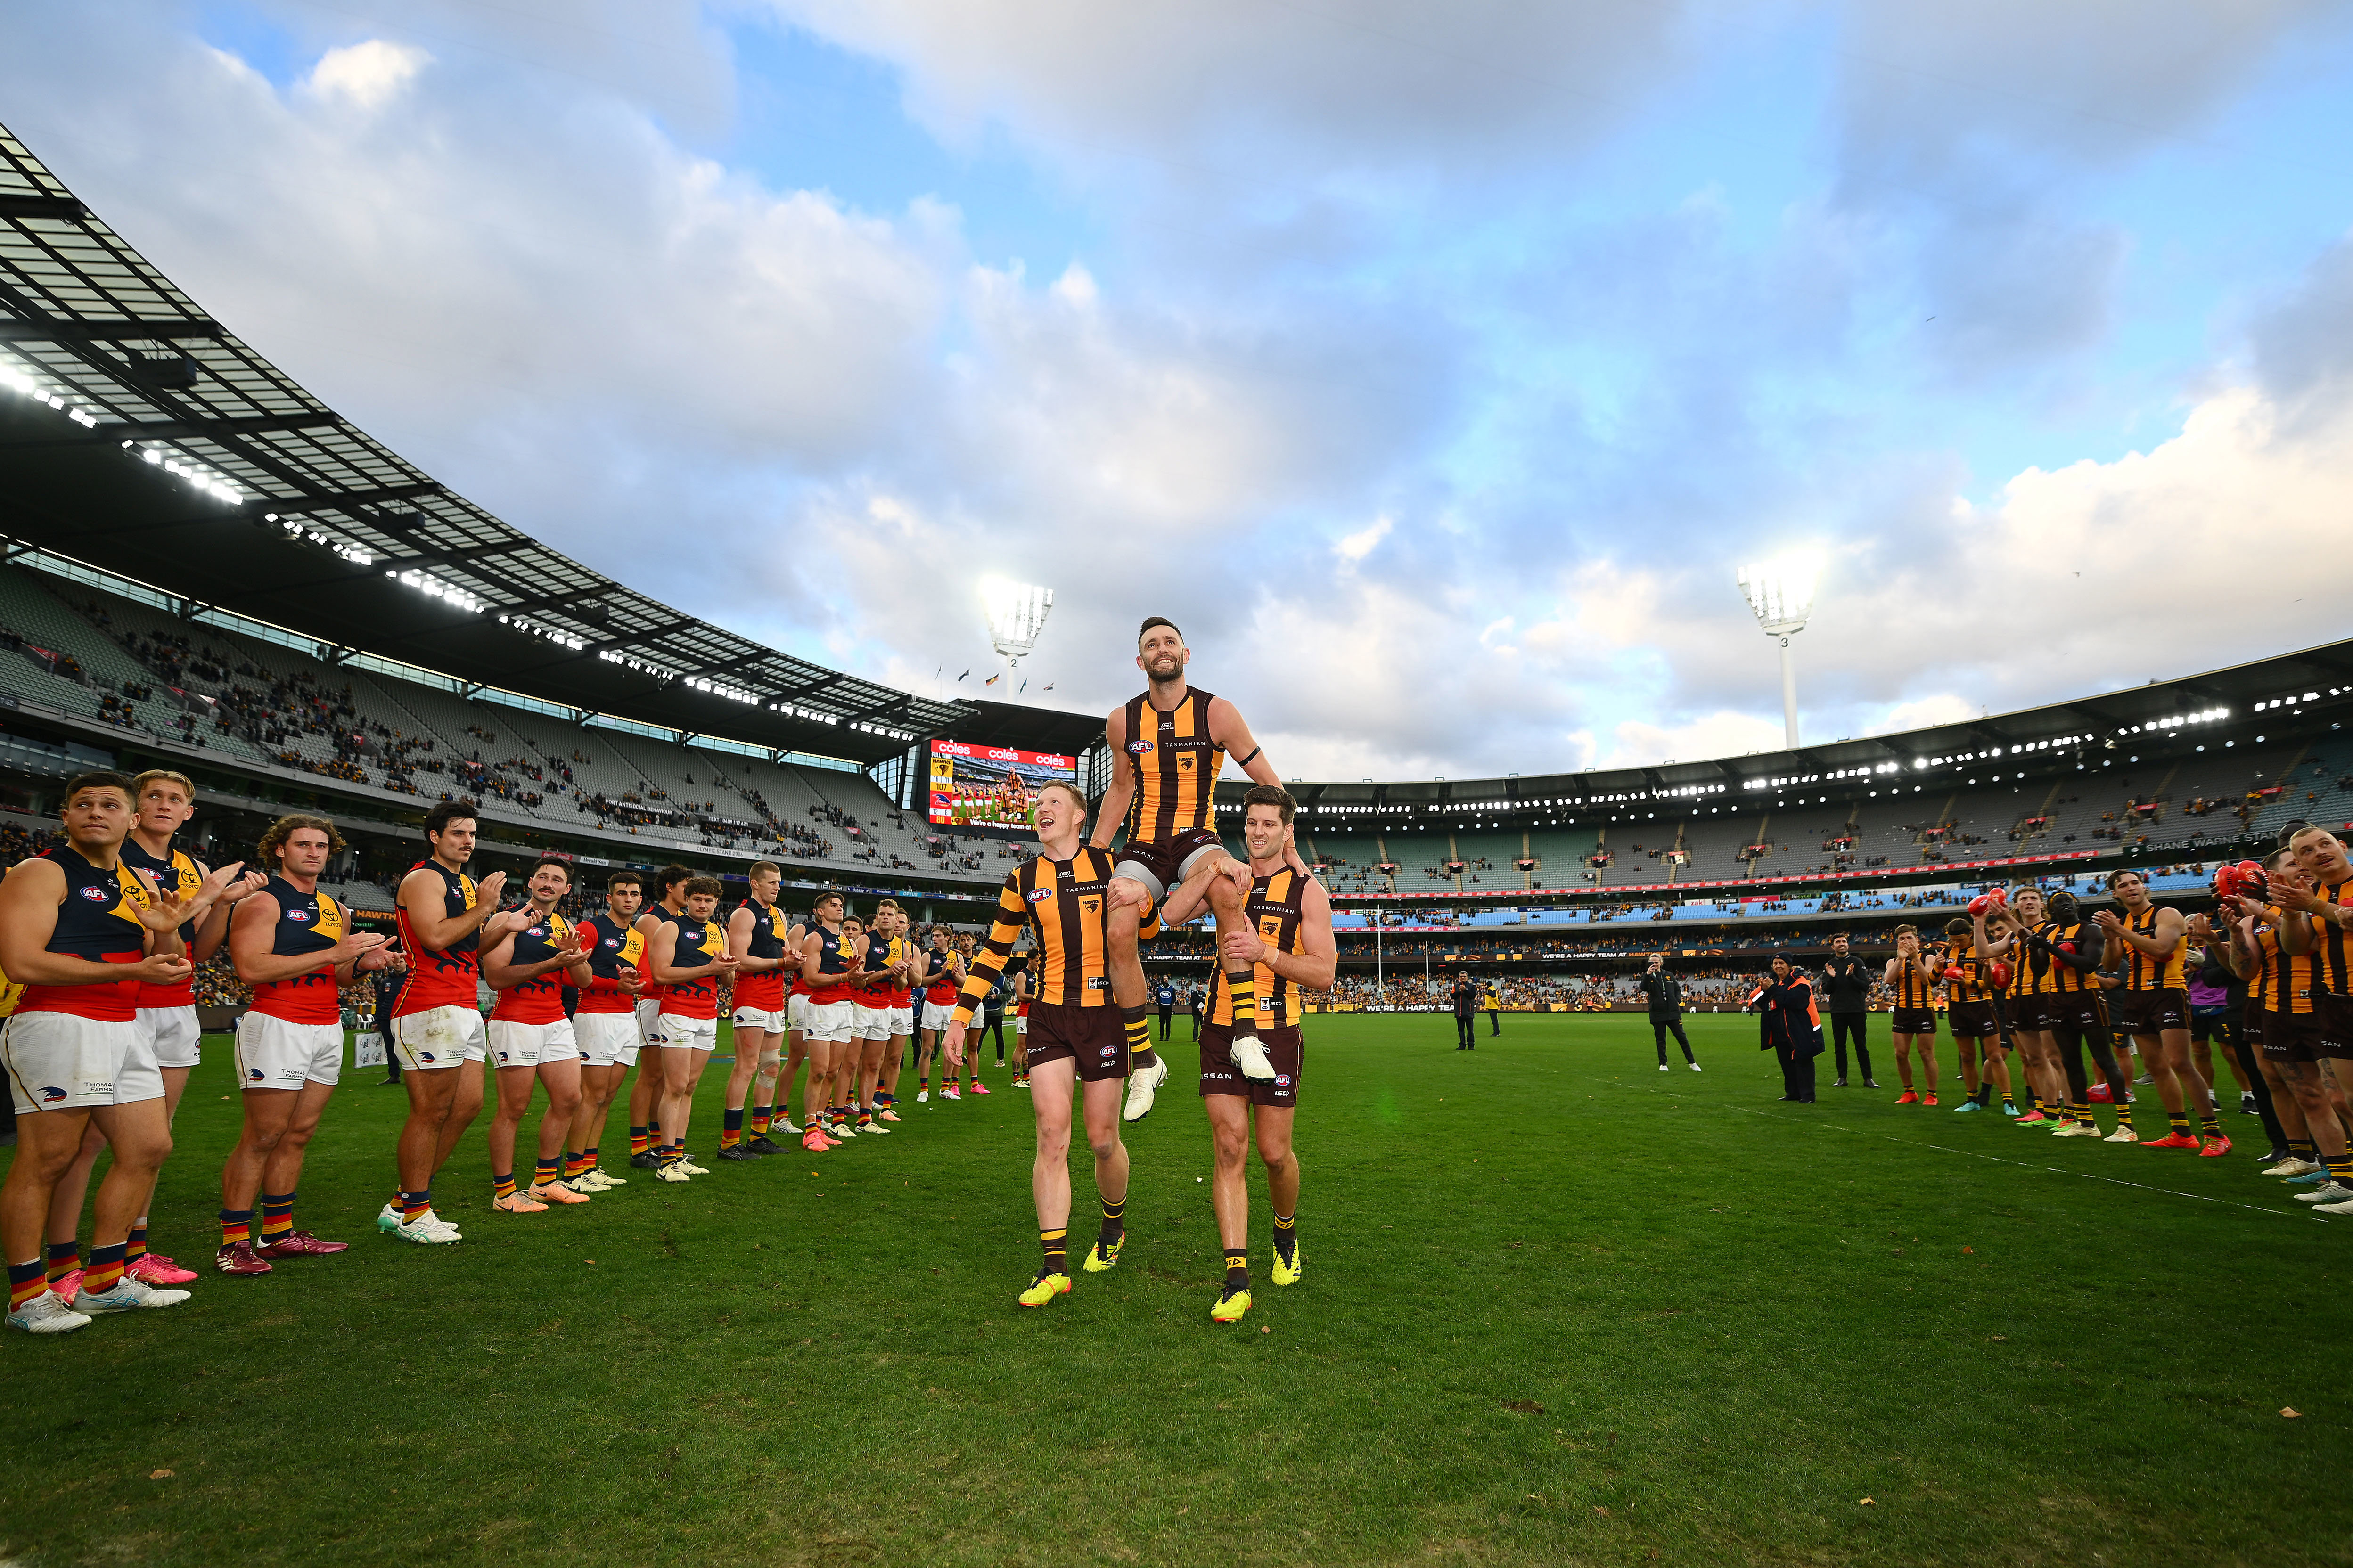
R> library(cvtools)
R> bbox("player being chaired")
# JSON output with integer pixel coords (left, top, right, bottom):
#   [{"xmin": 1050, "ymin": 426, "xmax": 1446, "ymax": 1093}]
[
  {"xmin": 1160, "ymin": 785, "xmax": 1334, "ymax": 1323},
  {"xmin": 947, "ymin": 781, "xmax": 1157, "ymax": 1308},
  {"xmin": 1091, "ymin": 616, "xmax": 1297, "ymax": 1122}
]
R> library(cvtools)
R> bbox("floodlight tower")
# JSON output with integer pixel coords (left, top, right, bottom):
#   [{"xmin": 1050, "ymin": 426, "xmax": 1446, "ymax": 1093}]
[
  {"xmin": 980, "ymin": 579, "xmax": 1054, "ymax": 678},
  {"xmin": 1735, "ymin": 555, "xmax": 1822, "ymax": 750}
]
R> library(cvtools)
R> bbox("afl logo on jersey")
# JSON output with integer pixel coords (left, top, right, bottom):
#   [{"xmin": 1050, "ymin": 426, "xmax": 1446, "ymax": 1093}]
[
  {"xmin": 1028, "ymin": 889, "xmax": 1054, "ymax": 903},
  {"xmin": 287, "ymin": 908, "xmax": 312, "ymax": 923},
  {"xmin": 603, "ymin": 937, "xmax": 620, "ymax": 950},
  {"xmin": 79, "ymin": 886, "xmax": 109, "ymax": 902},
  {"xmin": 1128, "ymin": 740, "xmax": 1154, "ymax": 753}
]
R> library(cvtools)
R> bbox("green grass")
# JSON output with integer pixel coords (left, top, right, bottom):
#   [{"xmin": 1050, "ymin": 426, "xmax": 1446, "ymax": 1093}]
[{"xmin": 2, "ymin": 1013, "xmax": 2348, "ymax": 1568}]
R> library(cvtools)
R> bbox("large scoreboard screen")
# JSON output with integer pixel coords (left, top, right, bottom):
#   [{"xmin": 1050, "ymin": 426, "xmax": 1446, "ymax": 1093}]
[{"xmin": 927, "ymin": 740, "xmax": 1079, "ymax": 832}]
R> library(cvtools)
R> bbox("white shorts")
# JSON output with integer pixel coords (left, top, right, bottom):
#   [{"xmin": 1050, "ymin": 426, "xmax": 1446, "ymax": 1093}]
[
  {"xmin": 488, "ymin": 1017, "xmax": 578, "ymax": 1069},
  {"xmin": 139, "ymin": 1005, "xmax": 203, "ymax": 1069},
  {"xmin": 636, "ymin": 998, "xmax": 668, "ymax": 1050},
  {"xmin": 731, "ymin": 1005, "xmax": 786, "ymax": 1033},
  {"xmin": 3, "ymin": 1011, "xmax": 163, "ymax": 1113},
  {"xmin": 235, "ymin": 1011, "xmax": 344, "ymax": 1090},
  {"xmin": 658, "ymin": 1012, "xmax": 718, "ymax": 1052},
  {"xmin": 1016, "ymin": 1013, "xmax": 1029, "ymax": 1036},
  {"xmin": 575, "ymin": 1011, "xmax": 641, "ymax": 1067},
  {"xmin": 886, "ymin": 1005, "xmax": 914, "ymax": 1037},
  {"xmin": 787, "ymin": 992, "xmax": 809, "ymax": 1032},
  {"xmin": 853, "ymin": 1004, "xmax": 890, "ymax": 1042},
  {"xmin": 803, "ymin": 999, "xmax": 856, "ymax": 1043},
  {"xmin": 921, "ymin": 1000, "xmax": 957, "ymax": 1033},
  {"xmin": 390, "ymin": 1005, "xmax": 488, "ymax": 1070}
]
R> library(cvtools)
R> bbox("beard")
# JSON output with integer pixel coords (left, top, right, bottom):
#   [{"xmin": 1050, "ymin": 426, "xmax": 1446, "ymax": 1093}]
[{"xmin": 1143, "ymin": 652, "xmax": 1185, "ymax": 685}]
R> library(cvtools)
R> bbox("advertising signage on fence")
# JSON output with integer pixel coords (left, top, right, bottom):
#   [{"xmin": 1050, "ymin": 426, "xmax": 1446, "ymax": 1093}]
[
  {"xmin": 1336, "ymin": 848, "xmax": 2105, "ymax": 900},
  {"xmin": 927, "ymin": 739, "xmax": 1078, "ymax": 833}
]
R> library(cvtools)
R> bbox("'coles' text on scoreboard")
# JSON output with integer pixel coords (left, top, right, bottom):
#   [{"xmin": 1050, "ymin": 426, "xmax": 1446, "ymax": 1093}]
[{"xmin": 927, "ymin": 740, "xmax": 1078, "ymax": 832}]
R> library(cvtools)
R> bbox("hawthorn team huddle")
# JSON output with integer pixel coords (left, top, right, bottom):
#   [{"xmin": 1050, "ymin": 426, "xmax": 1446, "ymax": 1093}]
[{"xmin": 0, "ymin": 616, "xmax": 1336, "ymax": 1333}]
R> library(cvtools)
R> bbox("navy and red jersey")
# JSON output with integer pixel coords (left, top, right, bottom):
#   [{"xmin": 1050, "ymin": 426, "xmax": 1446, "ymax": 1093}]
[
  {"xmin": 249, "ymin": 875, "xmax": 348, "ymax": 1025},
  {"xmin": 635, "ymin": 904, "xmax": 689, "ymax": 1006},
  {"xmin": 805, "ymin": 924, "xmax": 858, "ymax": 1005},
  {"xmin": 489, "ymin": 908, "xmax": 577, "ymax": 1025},
  {"xmin": 16, "ymin": 847, "xmax": 152, "ymax": 1021},
  {"xmin": 120, "ymin": 838, "xmax": 202, "ymax": 1010},
  {"xmin": 733, "ymin": 897, "xmax": 790, "ymax": 1010},
  {"xmin": 576, "ymin": 911, "xmax": 645, "ymax": 1017},
  {"xmin": 393, "ymin": 859, "xmax": 481, "ymax": 1018},
  {"xmin": 659, "ymin": 915, "xmax": 729, "ymax": 1020}
]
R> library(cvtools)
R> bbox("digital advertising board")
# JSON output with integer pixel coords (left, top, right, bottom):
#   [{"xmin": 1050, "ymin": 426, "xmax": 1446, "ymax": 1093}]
[{"xmin": 927, "ymin": 740, "xmax": 1079, "ymax": 833}]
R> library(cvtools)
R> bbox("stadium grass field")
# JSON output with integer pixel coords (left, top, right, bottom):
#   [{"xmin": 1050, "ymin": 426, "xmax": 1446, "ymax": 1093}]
[{"xmin": 2, "ymin": 1011, "xmax": 2347, "ymax": 1568}]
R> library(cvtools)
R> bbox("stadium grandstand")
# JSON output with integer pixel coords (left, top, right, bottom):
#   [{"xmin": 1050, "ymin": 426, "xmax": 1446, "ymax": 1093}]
[{"xmin": 4, "ymin": 118, "xmax": 2350, "ymax": 1020}]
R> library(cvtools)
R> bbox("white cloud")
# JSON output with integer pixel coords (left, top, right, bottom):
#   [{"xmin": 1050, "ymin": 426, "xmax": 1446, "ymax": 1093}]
[
  {"xmin": 1335, "ymin": 516, "xmax": 1392, "ymax": 565},
  {"xmin": 303, "ymin": 40, "xmax": 431, "ymax": 109}
]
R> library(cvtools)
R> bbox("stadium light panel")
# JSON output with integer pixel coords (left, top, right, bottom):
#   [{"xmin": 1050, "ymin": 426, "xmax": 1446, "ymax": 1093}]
[{"xmin": 981, "ymin": 579, "xmax": 1054, "ymax": 670}]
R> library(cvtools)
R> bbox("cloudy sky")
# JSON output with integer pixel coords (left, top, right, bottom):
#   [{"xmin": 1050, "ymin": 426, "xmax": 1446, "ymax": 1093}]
[{"xmin": 8, "ymin": 1, "xmax": 2353, "ymax": 780}]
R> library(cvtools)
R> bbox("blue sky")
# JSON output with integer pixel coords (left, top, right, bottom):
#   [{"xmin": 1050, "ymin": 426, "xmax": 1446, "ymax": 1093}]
[{"xmin": 8, "ymin": 0, "xmax": 2353, "ymax": 779}]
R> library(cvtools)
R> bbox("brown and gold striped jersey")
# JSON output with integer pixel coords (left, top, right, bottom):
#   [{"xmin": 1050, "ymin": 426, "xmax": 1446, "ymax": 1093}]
[
  {"xmin": 2252, "ymin": 920, "xmax": 2316, "ymax": 1015},
  {"xmin": 2309, "ymin": 879, "xmax": 2352, "ymax": 996},
  {"xmin": 1943, "ymin": 949, "xmax": 1997, "ymax": 1004},
  {"xmin": 955, "ymin": 848, "xmax": 1160, "ymax": 1025},
  {"xmin": 1211, "ymin": 867, "xmax": 1310, "ymax": 1028},
  {"xmin": 2119, "ymin": 905, "xmax": 2186, "ymax": 990},
  {"xmin": 1891, "ymin": 954, "xmax": 1934, "ymax": 1010},
  {"xmin": 1121, "ymin": 688, "xmax": 1226, "ymax": 845},
  {"xmin": 2045, "ymin": 922, "xmax": 2097, "ymax": 992}
]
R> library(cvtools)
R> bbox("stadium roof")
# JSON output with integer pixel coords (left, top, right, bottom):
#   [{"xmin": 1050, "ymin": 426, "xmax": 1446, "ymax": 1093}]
[
  {"xmin": 0, "ymin": 121, "xmax": 1098, "ymax": 768},
  {"xmin": 1229, "ymin": 637, "xmax": 2353, "ymax": 811}
]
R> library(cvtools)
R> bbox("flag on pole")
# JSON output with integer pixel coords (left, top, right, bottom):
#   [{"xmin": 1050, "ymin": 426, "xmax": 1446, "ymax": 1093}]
[
  {"xmin": 957, "ymin": 670, "xmax": 969, "ymax": 682},
  {"xmin": 984, "ymin": 672, "xmax": 1001, "ymax": 686}
]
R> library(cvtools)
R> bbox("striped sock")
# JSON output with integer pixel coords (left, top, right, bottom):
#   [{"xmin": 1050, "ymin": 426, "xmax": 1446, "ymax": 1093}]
[
  {"xmin": 402, "ymin": 1190, "xmax": 432, "ymax": 1223},
  {"xmin": 9, "ymin": 1259, "xmax": 46, "ymax": 1310},
  {"xmin": 1224, "ymin": 1249, "xmax": 1250, "ymax": 1292},
  {"xmin": 493, "ymin": 1171, "xmax": 517, "ymax": 1201},
  {"xmin": 565, "ymin": 1151, "xmax": 586, "ymax": 1177},
  {"xmin": 1100, "ymin": 1193, "xmax": 1127, "ymax": 1245},
  {"xmin": 260, "ymin": 1192, "xmax": 295, "ymax": 1241},
  {"xmin": 1123, "ymin": 1005, "xmax": 1156, "ymax": 1070},
  {"xmin": 2293, "ymin": 1138, "xmax": 2319, "ymax": 1163},
  {"xmin": 1226, "ymin": 978, "xmax": 1258, "ymax": 1037},
  {"xmin": 2072, "ymin": 1102, "xmax": 2093, "ymax": 1127},
  {"xmin": 532, "ymin": 1157, "xmax": 562, "ymax": 1190},
  {"xmin": 2168, "ymin": 1110, "xmax": 2192, "ymax": 1139},
  {"xmin": 2199, "ymin": 1112, "xmax": 2222, "ymax": 1139},
  {"xmin": 1040, "ymin": 1228, "xmax": 1068, "ymax": 1279},
  {"xmin": 583, "ymin": 1145, "xmax": 599, "ymax": 1171},
  {"xmin": 220, "ymin": 1209, "xmax": 254, "ymax": 1246},
  {"xmin": 126, "ymin": 1220, "xmax": 149, "ymax": 1264},
  {"xmin": 45, "ymin": 1241, "xmax": 78, "ymax": 1286},
  {"xmin": 749, "ymin": 1105, "xmax": 772, "ymax": 1135},
  {"xmin": 1273, "ymin": 1211, "xmax": 1297, "ymax": 1265},
  {"xmin": 629, "ymin": 1126, "xmax": 650, "ymax": 1156},
  {"xmin": 721, "ymin": 1109, "xmax": 744, "ymax": 1150},
  {"xmin": 82, "ymin": 1243, "xmax": 127, "ymax": 1297},
  {"xmin": 2327, "ymin": 1154, "xmax": 2353, "ymax": 1189}
]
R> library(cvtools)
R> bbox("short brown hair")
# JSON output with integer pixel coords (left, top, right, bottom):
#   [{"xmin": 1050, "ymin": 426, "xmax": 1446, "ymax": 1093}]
[
  {"xmin": 423, "ymin": 800, "xmax": 477, "ymax": 840},
  {"xmin": 529, "ymin": 855, "xmax": 574, "ymax": 882},
  {"xmin": 259, "ymin": 813, "xmax": 345, "ymax": 866},
  {"xmin": 131, "ymin": 768, "xmax": 196, "ymax": 803},
  {"xmin": 749, "ymin": 859, "xmax": 780, "ymax": 879},
  {"xmin": 2103, "ymin": 869, "xmax": 2143, "ymax": 891},
  {"xmin": 657, "ymin": 863, "xmax": 693, "ymax": 895},
  {"xmin": 1037, "ymin": 780, "xmax": 1088, "ymax": 816},
  {"xmin": 815, "ymin": 890, "xmax": 844, "ymax": 912},
  {"xmin": 606, "ymin": 870, "xmax": 643, "ymax": 893},
  {"xmin": 1893, "ymin": 923, "xmax": 1918, "ymax": 940},
  {"xmin": 683, "ymin": 875, "xmax": 722, "ymax": 900},
  {"xmin": 1242, "ymin": 784, "xmax": 1295, "ymax": 825},
  {"xmin": 1138, "ymin": 615, "xmax": 1181, "ymax": 645},
  {"xmin": 61, "ymin": 770, "xmax": 135, "ymax": 808},
  {"xmin": 1944, "ymin": 917, "xmax": 1971, "ymax": 937}
]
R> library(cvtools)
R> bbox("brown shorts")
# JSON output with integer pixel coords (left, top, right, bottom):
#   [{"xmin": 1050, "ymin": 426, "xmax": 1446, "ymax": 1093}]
[
  {"xmin": 1024, "ymin": 1002, "xmax": 1131, "ymax": 1082},
  {"xmin": 2115, "ymin": 987, "xmax": 2188, "ymax": 1036},
  {"xmin": 1890, "ymin": 1008, "xmax": 1938, "ymax": 1036},
  {"xmin": 2043, "ymin": 992, "xmax": 2107, "ymax": 1035},
  {"xmin": 2004, "ymin": 997, "xmax": 2050, "ymax": 1034},
  {"xmin": 1948, "ymin": 999, "xmax": 2003, "ymax": 1039},
  {"xmin": 2314, "ymin": 991, "xmax": 2353, "ymax": 1060},
  {"xmin": 2242, "ymin": 1005, "xmax": 2266, "ymax": 1050},
  {"xmin": 1199, "ymin": 1022, "xmax": 1300, "ymax": 1108},
  {"xmin": 2259, "ymin": 1008, "xmax": 2323, "ymax": 1063},
  {"xmin": 1112, "ymin": 827, "xmax": 1227, "ymax": 902}
]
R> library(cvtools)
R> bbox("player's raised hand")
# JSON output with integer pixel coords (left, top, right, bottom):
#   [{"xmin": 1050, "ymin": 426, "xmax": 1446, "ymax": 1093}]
[{"xmin": 475, "ymin": 870, "xmax": 508, "ymax": 906}]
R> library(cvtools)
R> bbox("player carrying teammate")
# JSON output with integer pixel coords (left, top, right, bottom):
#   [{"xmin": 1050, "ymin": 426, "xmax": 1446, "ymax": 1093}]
[
  {"xmin": 1160, "ymin": 785, "xmax": 1334, "ymax": 1323},
  {"xmin": 565, "ymin": 870, "xmax": 646, "ymax": 1192},
  {"xmin": 480, "ymin": 857, "xmax": 594, "ymax": 1210},
  {"xmin": 946, "ymin": 781, "xmax": 1157, "ymax": 1308},
  {"xmin": 720, "ymin": 861, "xmax": 794, "ymax": 1160},
  {"xmin": 216, "ymin": 813, "xmax": 394, "ymax": 1275},
  {"xmin": 383, "ymin": 801, "xmax": 511, "ymax": 1246},
  {"xmin": 2, "ymin": 772, "xmax": 244, "ymax": 1332},
  {"xmin": 1092, "ymin": 616, "xmax": 1295, "ymax": 1123}
]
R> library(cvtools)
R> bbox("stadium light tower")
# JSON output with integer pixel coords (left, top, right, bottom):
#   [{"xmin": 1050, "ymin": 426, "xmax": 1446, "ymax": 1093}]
[
  {"xmin": 980, "ymin": 579, "xmax": 1053, "ymax": 673},
  {"xmin": 1736, "ymin": 554, "xmax": 1822, "ymax": 749}
]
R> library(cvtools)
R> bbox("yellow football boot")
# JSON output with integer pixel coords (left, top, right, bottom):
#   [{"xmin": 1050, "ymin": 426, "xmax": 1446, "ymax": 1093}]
[
  {"xmin": 1018, "ymin": 1272, "xmax": 1072, "ymax": 1308},
  {"xmin": 1082, "ymin": 1233, "xmax": 1123, "ymax": 1273},
  {"xmin": 1210, "ymin": 1284, "xmax": 1252, "ymax": 1323},
  {"xmin": 1271, "ymin": 1241, "xmax": 1301, "ymax": 1287}
]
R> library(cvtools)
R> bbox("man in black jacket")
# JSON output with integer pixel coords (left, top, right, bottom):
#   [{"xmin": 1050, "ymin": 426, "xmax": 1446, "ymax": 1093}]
[
  {"xmin": 1639, "ymin": 955, "xmax": 1700, "ymax": 1072},
  {"xmin": 1819, "ymin": 934, "xmax": 1876, "ymax": 1088},
  {"xmin": 1450, "ymin": 973, "xmax": 1478, "ymax": 1050},
  {"xmin": 1755, "ymin": 955, "xmax": 1823, "ymax": 1102}
]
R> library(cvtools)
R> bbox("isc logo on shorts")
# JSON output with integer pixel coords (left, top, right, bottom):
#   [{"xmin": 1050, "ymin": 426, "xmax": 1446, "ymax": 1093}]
[{"xmin": 79, "ymin": 886, "xmax": 108, "ymax": 902}]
